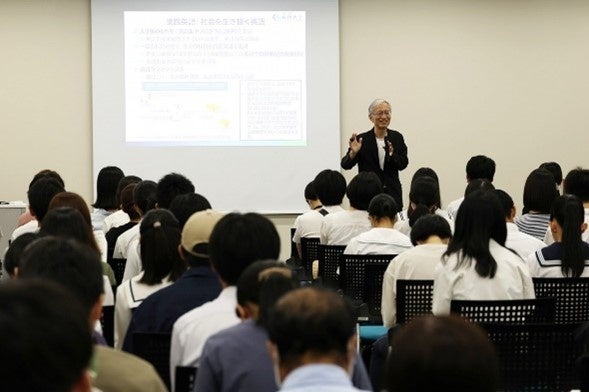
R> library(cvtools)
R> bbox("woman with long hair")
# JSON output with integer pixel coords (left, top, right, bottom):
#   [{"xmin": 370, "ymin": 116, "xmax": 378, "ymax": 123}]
[
  {"xmin": 432, "ymin": 191, "xmax": 535, "ymax": 315},
  {"xmin": 516, "ymin": 168, "xmax": 559, "ymax": 240}
]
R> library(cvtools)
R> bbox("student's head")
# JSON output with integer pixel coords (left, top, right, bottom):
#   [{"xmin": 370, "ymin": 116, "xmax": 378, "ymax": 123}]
[
  {"xmin": 411, "ymin": 168, "xmax": 441, "ymax": 207},
  {"xmin": 493, "ymin": 189, "xmax": 515, "ymax": 221},
  {"xmin": 446, "ymin": 191, "xmax": 506, "ymax": 278},
  {"xmin": 180, "ymin": 209, "xmax": 224, "ymax": 267},
  {"xmin": 313, "ymin": 169, "xmax": 346, "ymax": 207},
  {"xmin": 120, "ymin": 184, "xmax": 140, "ymax": 220},
  {"xmin": 304, "ymin": 181, "xmax": 319, "ymax": 203},
  {"xmin": 40, "ymin": 207, "xmax": 100, "ymax": 255},
  {"xmin": 347, "ymin": 172, "xmax": 383, "ymax": 210},
  {"xmin": 0, "ymin": 280, "xmax": 93, "ymax": 392},
  {"xmin": 92, "ymin": 166, "xmax": 124, "ymax": 210},
  {"xmin": 549, "ymin": 195, "xmax": 587, "ymax": 277},
  {"xmin": 523, "ymin": 168, "xmax": 559, "ymax": 214},
  {"xmin": 386, "ymin": 315, "xmax": 498, "ymax": 392},
  {"xmin": 563, "ymin": 167, "xmax": 589, "ymax": 203},
  {"xmin": 19, "ymin": 237, "xmax": 104, "ymax": 321},
  {"xmin": 410, "ymin": 215, "xmax": 452, "ymax": 246},
  {"xmin": 368, "ymin": 193, "xmax": 399, "ymax": 226},
  {"xmin": 209, "ymin": 212, "xmax": 280, "ymax": 286},
  {"xmin": 139, "ymin": 209, "xmax": 185, "ymax": 285},
  {"xmin": 48, "ymin": 191, "xmax": 93, "ymax": 227},
  {"xmin": 28, "ymin": 169, "xmax": 65, "ymax": 190},
  {"xmin": 408, "ymin": 176, "xmax": 440, "ymax": 227},
  {"xmin": 27, "ymin": 177, "xmax": 65, "ymax": 221},
  {"xmin": 466, "ymin": 155, "xmax": 495, "ymax": 182},
  {"xmin": 169, "ymin": 193, "xmax": 212, "ymax": 229},
  {"xmin": 3, "ymin": 232, "xmax": 38, "ymax": 278},
  {"xmin": 464, "ymin": 178, "xmax": 495, "ymax": 198},
  {"xmin": 115, "ymin": 175, "xmax": 142, "ymax": 207},
  {"xmin": 267, "ymin": 287, "xmax": 357, "ymax": 382},
  {"xmin": 156, "ymin": 172, "xmax": 195, "ymax": 209},
  {"xmin": 133, "ymin": 180, "xmax": 158, "ymax": 216},
  {"xmin": 539, "ymin": 162, "xmax": 563, "ymax": 187}
]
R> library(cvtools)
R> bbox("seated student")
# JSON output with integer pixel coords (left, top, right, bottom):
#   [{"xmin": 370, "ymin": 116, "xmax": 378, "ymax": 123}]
[
  {"xmin": 494, "ymin": 189, "xmax": 545, "ymax": 259},
  {"xmin": 344, "ymin": 193, "xmax": 412, "ymax": 255},
  {"xmin": 385, "ymin": 315, "xmax": 499, "ymax": 392},
  {"xmin": 2, "ymin": 232, "xmax": 38, "ymax": 278},
  {"xmin": 168, "ymin": 192, "xmax": 212, "ymax": 229},
  {"xmin": 18, "ymin": 237, "xmax": 167, "ymax": 392},
  {"xmin": 267, "ymin": 287, "xmax": 370, "ymax": 392},
  {"xmin": 527, "ymin": 195, "xmax": 589, "ymax": 278},
  {"xmin": 115, "ymin": 209, "xmax": 185, "ymax": 349},
  {"xmin": 432, "ymin": 191, "xmax": 535, "ymax": 315},
  {"xmin": 397, "ymin": 167, "xmax": 451, "ymax": 222},
  {"xmin": 381, "ymin": 214, "xmax": 452, "ymax": 327},
  {"xmin": 321, "ymin": 172, "xmax": 383, "ymax": 245},
  {"xmin": 105, "ymin": 183, "xmax": 140, "ymax": 262},
  {"xmin": 292, "ymin": 170, "xmax": 347, "ymax": 256},
  {"xmin": 515, "ymin": 168, "xmax": 559, "ymax": 240},
  {"xmin": 15, "ymin": 169, "xmax": 65, "ymax": 228},
  {"xmin": 539, "ymin": 161, "xmax": 563, "ymax": 194},
  {"xmin": 446, "ymin": 155, "xmax": 496, "ymax": 219},
  {"xmin": 122, "ymin": 209, "xmax": 223, "ymax": 352},
  {"xmin": 0, "ymin": 279, "xmax": 93, "ymax": 392},
  {"xmin": 544, "ymin": 167, "xmax": 589, "ymax": 244},
  {"xmin": 91, "ymin": 166, "xmax": 125, "ymax": 231},
  {"xmin": 102, "ymin": 175, "xmax": 142, "ymax": 233}
]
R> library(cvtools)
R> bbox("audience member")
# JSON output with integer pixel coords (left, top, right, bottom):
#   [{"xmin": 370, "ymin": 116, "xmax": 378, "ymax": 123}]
[
  {"xmin": 91, "ymin": 166, "xmax": 125, "ymax": 230},
  {"xmin": 539, "ymin": 161, "xmax": 563, "ymax": 193},
  {"xmin": 168, "ymin": 192, "xmax": 212, "ymax": 229},
  {"xmin": 385, "ymin": 315, "xmax": 499, "ymax": 392},
  {"xmin": 432, "ymin": 191, "xmax": 535, "ymax": 315},
  {"xmin": 266, "ymin": 287, "xmax": 370, "ymax": 391},
  {"xmin": 105, "ymin": 183, "xmax": 140, "ymax": 261},
  {"xmin": 15, "ymin": 169, "xmax": 65, "ymax": 227},
  {"xmin": 446, "ymin": 155, "xmax": 496, "ymax": 219},
  {"xmin": 321, "ymin": 172, "xmax": 382, "ymax": 245},
  {"xmin": 397, "ymin": 167, "xmax": 449, "ymax": 221},
  {"xmin": 2, "ymin": 232, "xmax": 38, "ymax": 278},
  {"xmin": 515, "ymin": 168, "xmax": 559, "ymax": 240},
  {"xmin": 344, "ymin": 193, "xmax": 412, "ymax": 255},
  {"xmin": 156, "ymin": 172, "xmax": 195, "ymax": 209},
  {"xmin": 102, "ymin": 174, "xmax": 142, "ymax": 233},
  {"xmin": 170, "ymin": 212, "xmax": 280, "ymax": 390},
  {"xmin": 527, "ymin": 195, "xmax": 589, "ymax": 277}
]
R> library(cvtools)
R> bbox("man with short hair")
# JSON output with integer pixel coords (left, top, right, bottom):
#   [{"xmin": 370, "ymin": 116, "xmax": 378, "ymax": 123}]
[
  {"xmin": 267, "ymin": 287, "xmax": 370, "ymax": 391},
  {"xmin": 156, "ymin": 172, "xmax": 195, "ymax": 209}
]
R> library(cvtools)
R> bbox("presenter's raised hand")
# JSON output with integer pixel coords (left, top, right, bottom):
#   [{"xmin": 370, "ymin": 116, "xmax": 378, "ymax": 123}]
[{"xmin": 348, "ymin": 133, "xmax": 363, "ymax": 159}]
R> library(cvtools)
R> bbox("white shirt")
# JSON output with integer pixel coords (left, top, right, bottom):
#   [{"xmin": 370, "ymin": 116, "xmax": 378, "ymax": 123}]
[
  {"xmin": 526, "ymin": 243, "xmax": 589, "ymax": 278},
  {"xmin": 320, "ymin": 210, "xmax": 371, "ymax": 245},
  {"xmin": 170, "ymin": 286, "xmax": 239, "ymax": 391},
  {"xmin": 94, "ymin": 230, "xmax": 108, "ymax": 262},
  {"xmin": 10, "ymin": 220, "xmax": 38, "ymax": 241},
  {"xmin": 394, "ymin": 209, "xmax": 454, "ymax": 237},
  {"xmin": 292, "ymin": 205, "xmax": 345, "ymax": 243},
  {"xmin": 376, "ymin": 137, "xmax": 386, "ymax": 170},
  {"xmin": 122, "ymin": 238, "xmax": 142, "ymax": 282},
  {"xmin": 113, "ymin": 224, "xmax": 140, "ymax": 259},
  {"xmin": 381, "ymin": 243, "xmax": 446, "ymax": 327},
  {"xmin": 505, "ymin": 222, "xmax": 545, "ymax": 260},
  {"xmin": 446, "ymin": 197, "xmax": 464, "ymax": 220},
  {"xmin": 91, "ymin": 208, "xmax": 111, "ymax": 231},
  {"xmin": 432, "ymin": 239, "xmax": 535, "ymax": 315},
  {"xmin": 114, "ymin": 272, "xmax": 172, "ymax": 349},
  {"xmin": 344, "ymin": 227, "xmax": 412, "ymax": 255},
  {"xmin": 102, "ymin": 209, "xmax": 130, "ymax": 233},
  {"xmin": 543, "ymin": 208, "xmax": 589, "ymax": 245}
]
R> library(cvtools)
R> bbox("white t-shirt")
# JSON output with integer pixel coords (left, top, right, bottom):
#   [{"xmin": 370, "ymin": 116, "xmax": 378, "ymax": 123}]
[
  {"xmin": 320, "ymin": 210, "xmax": 371, "ymax": 245},
  {"xmin": 102, "ymin": 209, "xmax": 130, "ymax": 233},
  {"xmin": 505, "ymin": 222, "xmax": 545, "ymax": 260},
  {"xmin": 292, "ymin": 205, "xmax": 345, "ymax": 243},
  {"xmin": 446, "ymin": 197, "xmax": 464, "ymax": 220},
  {"xmin": 344, "ymin": 227, "xmax": 412, "ymax": 255},
  {"xmin": 113, "ymin": 224, "xmax": 140, "ymax": 259}
]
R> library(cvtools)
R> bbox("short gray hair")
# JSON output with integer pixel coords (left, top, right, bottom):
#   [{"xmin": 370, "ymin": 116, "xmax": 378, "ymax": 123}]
[{"xmin": 368, "ymin": 99, "xmax": 391, "ymax": 115}]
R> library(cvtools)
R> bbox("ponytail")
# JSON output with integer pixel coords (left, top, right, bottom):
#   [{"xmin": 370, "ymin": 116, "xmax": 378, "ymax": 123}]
[{"xmin": 551, "ymin": 195, "xmax": 585, "ymax": 277}]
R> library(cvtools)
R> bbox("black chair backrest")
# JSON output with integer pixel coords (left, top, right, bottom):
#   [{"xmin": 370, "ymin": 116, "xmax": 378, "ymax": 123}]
[
  {"xmin": 340, "ymin": 254, "xmax": 396, "ymax": 302},
  {"xmin": 364, "ymin": 263, "xmax": 389, "ymax": 324},
  {"xmin": 290, "ymin": 227, "xmax": 297, "ymax": 259},
  {"xmin": 100, "ymin": 305, "xmax": 114, "ymax": 347},
  {"xmin": 480, "ymin": 322, "xmax": 582, "ymax": 391},
  {"xmin": 317, "ymin": 244, "xmax": 346, "ymax": 288},
  {"xmin": 300, "ymin": 237, "xmax": 320, "ymax": 277},
  {"xmin": 108, "ymin": 258, "xmax": 127, "ymax": 286},
  {"xmin": 133, "ymin": 332, "xmax": 172, "ymax": 390},
  {"xmin": 175, "ymin": 366, "xmax": 197, "ymax": 392},
  {"xmin": 395, "ymin": 279, "xmax": 434, "ymax": 324},
  {"xmin": 533, "ymin": 277, "xmax": 589, "ymax": 323},
  {"xmin": 450, "ymin": 298, "xmax": 556, "ymax": 324}
]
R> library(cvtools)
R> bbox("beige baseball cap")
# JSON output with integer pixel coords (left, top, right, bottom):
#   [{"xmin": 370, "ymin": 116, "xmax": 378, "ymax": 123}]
[{"xmin": 181, "ymin": 209, "xmax": 224, "ymax": 257}]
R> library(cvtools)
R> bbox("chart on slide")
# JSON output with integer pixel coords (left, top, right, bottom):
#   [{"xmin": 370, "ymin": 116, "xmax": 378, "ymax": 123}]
[{"xmin": 124, "ymin": 11, "xmax": 306, "ymax": 146}]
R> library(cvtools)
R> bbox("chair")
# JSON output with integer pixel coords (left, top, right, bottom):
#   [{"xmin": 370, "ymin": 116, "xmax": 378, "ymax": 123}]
[
  {"xmin": 108, "ymin": 258, "xmax": 127, "ymax": 286},
  {"xmin": 395, "ymin": 279, "xmax": 434, "ymax": 324},
  {"xmin": 339, "ymin": 254, "xmax": 396, "ymax": 303},
  {"xmin": 480, "ymin": 322, "xmax": 582, "ymax": 391},
  {"xmin": 450, "ymin": 298, "xmax": 556, "ymax": 324},
  {"xmin": 175, "ymin": 366, "xmax": 197, "ymax": 392},
  {"xmin": 317, "ymin": 244, "xmax": 346, "ymax": 288},
  {"xmin": 364, "ymin": 263, "xmax": 389, "ymax": 324},
  {"xmin": 100, "ymin": 305, "xmax": 114, "ymax": 347},
  {"xmin": 289, "ymin": 227, "xmax": 297, "ymax": 259},
  {"xmin": 300, "ymin": 237, "xmax": 320, "ymax": 277},
  {"xmin": 533, "ymin": 277, "xmax": 589, "ymax": 323},
  {"xmin": 133, "ymin": 332, "xmax": 172, "ymax": 390}
]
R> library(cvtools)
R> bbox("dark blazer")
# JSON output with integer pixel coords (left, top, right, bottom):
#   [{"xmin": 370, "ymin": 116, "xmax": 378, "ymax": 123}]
[{"xmin": 341, "ymin": 128, "xmax": 408, "ymax": 208}]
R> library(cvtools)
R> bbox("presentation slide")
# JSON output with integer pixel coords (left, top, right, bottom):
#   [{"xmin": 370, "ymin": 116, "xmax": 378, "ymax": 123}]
[{"xmin": 125, "ymin": 11, "xmax": 306, "ymax": 146}]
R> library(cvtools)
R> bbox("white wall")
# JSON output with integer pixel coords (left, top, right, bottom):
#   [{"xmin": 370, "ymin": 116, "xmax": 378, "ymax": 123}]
[{"xmin": 2, "ymin": 0, "xmax": 589, "ymax": 260}]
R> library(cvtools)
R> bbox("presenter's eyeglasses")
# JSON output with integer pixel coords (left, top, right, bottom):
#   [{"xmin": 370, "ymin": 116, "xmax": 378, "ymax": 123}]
[{"xmin": 372, "ymin": 110, "xmax": 391, "ymax": 117}]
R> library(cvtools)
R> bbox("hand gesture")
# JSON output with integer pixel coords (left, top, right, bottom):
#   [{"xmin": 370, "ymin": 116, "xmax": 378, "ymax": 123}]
[{"xmin": 348, "ymin": 133, "xmax": 363, "ymax": 158}]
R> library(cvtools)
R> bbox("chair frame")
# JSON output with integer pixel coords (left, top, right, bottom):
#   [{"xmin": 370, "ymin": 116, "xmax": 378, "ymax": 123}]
[
  {"xmin": 395, "ymin": 279, "xmax": 434, "ymax": 324},
  {"xmin": 300, "ymin": 237, "xmax": 320, "ymax": 277},
  {"xmin": 532, "ymin": 277, "xmax": 589, "ymax": 323},
  {"xmin": 450, "ymin": 298, "xmax": 556, "ymax": 324}
]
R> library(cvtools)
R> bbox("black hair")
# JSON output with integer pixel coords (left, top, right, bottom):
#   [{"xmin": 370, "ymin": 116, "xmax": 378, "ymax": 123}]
[
  {"xmin": 28, "ymin": 169, "xmax": 65, "ymax": 190},
  {"xmin": 563, "ymin": 167, "xmax": 589, "ymax": 203},
  {"xmin": 410, "ymin": 215, "xmax": 452, "ymax": 246},
  {"xmin": 39, "ymin": 207, "xmax": 100, "ymax": 255},
  {"xmin": 156, "ymin": 172, "xmax": 195, "ymax": 209},
  {"xmin": 346, "ymin": 172, "xmax": 383, "ymax": 210},
  {"xmin": 168, "ymin": 193, "xmax": 212, "ymax": 229},
  {"xmin": 408, "ymin": 176, "xmax": 439, "ymax": 227},
  {"xmin": 411, "ymin": 168, "xmax": 441, "ymax": 207},
  {"xmin": 304, "ymin": 181, "xmax": 318, "ymax": 201},
  {"xmin": 3, "ymin": 232, "xmax": 38, "ymax": 277},
  {"xmin": 464, "ymin": 178, "xmax": 495, "ymax": 198},
  {"xmin": 550, "ymin": 195, "xmax": 586, "ymax": 277},
  {"xmin": 93, "ymin": 166, "xmax": 125, "ymax": 210},
  {"xmin": 493, "ymin": 189, "xmax": 514, "ymax": 220},
  {"xmin": 444, "ymin": 191, "xmax": 507, "ymax": 278},
  {"xmin": 0, "ymin": 279, "xmax": 92, "ymax": 392},
  {"xmin": 466, "ymin": 155, "xmax": 496, "ymax": 182},
  {"xmin": 133, "ymin": 180, "xmax": 158, "ymax": 215},
  {"xmin": 523, "ymin": 168, "xmax": 559, "ymax": 214},
  {"xmin": 539, "ymin": 162, "xmax": 563, "ymax": 186},
  {"xmin": 120, "ymin": 184, "xmax": 140, "ymax": 220},
  {"xmin": 313, "ymin": 169, "xmax": 346, "ymax": 206},
  {"xmin": 368, "ymin": 193, "xmax": 399, "ymax": 221},
  {"xmin": 27, "ymin": 177, "xmax": 65, "ymax": 221},
  {"xmin": 209, "ymin": 213, "xmax": 280, "ymax": 285},
  {"xmin": 20, "ymin": 237, "xmax": 104, "ymax": 314},
  {"xmin": 115, "ymin": 175, "xmax": 142, "ymax": 206},
  {"xmin": 139, "ymin": 209, "xmax": 185, "ymax": 285}
]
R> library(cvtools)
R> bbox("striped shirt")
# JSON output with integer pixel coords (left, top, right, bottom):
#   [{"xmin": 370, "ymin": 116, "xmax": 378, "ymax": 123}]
[{"xmin": 515, "ymin": 213, "xmax": 551, "ymax": 241}]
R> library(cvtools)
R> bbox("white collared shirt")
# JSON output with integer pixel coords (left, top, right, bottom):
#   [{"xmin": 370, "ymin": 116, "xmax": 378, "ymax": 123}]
[
  {"xmin": 505, "ymin": 222, "xmax": 545, "ymax": 260},
  {"xmin": 320, "ymin": 210, "xmax": 371, "ymax": 245},
  {"xmin": 344, "ymin": 227, "xmax": 412, "ymax": 255},
  {"xmin": 292, "ymin": 205, "xmax": 345, "ymax": 243},
  {"xmin": 113, "ymin": 224, "xmax": 140, "ymax": 259}
]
